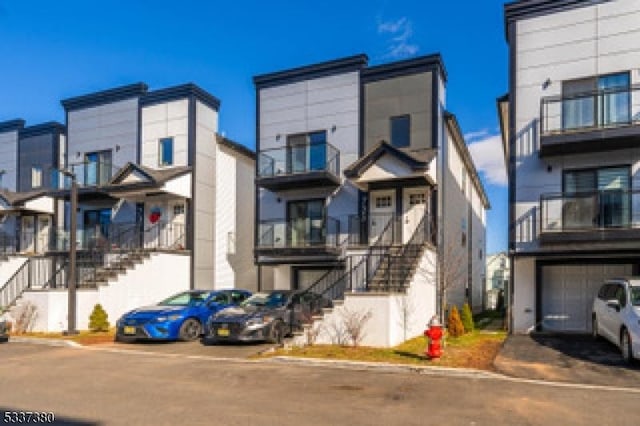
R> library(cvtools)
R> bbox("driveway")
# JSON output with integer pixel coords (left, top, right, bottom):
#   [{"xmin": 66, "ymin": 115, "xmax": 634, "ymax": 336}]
[
  {"xmin": 91, "ymin": 339, "xmax": 276, "ymax": 359},
  {"xmin": 495, "ymin": 333, "xmax": 640, "ymax": 387}
]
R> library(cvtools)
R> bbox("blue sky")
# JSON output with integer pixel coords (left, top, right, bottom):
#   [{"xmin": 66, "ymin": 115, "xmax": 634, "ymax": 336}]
[{"xmin": 0, "ymin": 0, "xmax": 509, "ymax": 254}]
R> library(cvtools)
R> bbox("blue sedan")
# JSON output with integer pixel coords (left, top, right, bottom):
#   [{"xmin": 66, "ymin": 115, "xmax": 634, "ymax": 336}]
[{"xmin": 115, "ymin": 289, "xmax": 252, "ymax": 342}]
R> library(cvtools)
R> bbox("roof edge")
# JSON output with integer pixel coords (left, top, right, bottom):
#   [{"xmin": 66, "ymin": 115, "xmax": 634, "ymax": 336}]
[
  {"xmin": 0, "ymin": 119, "xmax": 26, "ymax": 133},
  {"xmin": 141, "ymin": 83, "xmax": 221, "ymax": 111},
  {"xmin": 361, "ymin": 53, "xmax": 448, "ymax": 83},
  {"xmin": 254, "ymin": 54, "xmax": 369, "ymax": 89},
  {"xmin": 20, "ymin": 121, "xmax": 66, "ymax": 139},
  {"xmin": 61, "ymin": 82, "xmax": 149, "ymax": 111}
]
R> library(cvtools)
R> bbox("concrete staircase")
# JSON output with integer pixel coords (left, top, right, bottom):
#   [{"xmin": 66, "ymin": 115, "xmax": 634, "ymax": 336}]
[
  {"xmin": 80, "ymin": 250, "xmax": 151, "ymax": 287},
  {"xmin": 367, "ymin": 245, "xmax": 425, "ymax": 293}
]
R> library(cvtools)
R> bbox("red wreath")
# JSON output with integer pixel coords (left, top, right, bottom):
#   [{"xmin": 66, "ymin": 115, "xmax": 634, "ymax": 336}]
[{"xmin": 149, "ymin": 207, "xmax": 162, "ymax": 224}]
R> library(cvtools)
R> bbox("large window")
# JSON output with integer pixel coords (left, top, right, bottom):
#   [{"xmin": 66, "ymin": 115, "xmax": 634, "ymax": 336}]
[
  {"xmin": 563, "ymin": 166, "xmax": 630, "ymax": 229},
  {"xmin": 287, "ymin": 131, "xmax": 327, "ymax": 173},
  {"xmin": 390, "ymin": 115, "xmax": 411, "ymax": 148},
  {"xmin": 159, "ymin": 137, "xmax": 174, "ymax": 167},
  {"xmin": 31, "ymin": 165, "xmax": 42, "ymax": 189},
  {"xmin": 562, "ymin": 72, "xmax": 630, "ymax": 130},
  {"xmin": 85, "ymin": 150, "xmax": 112, "ymax": 186},
  {"xmin": 287, "ymin": 199, "xmax": 325, "ymax": 246}
]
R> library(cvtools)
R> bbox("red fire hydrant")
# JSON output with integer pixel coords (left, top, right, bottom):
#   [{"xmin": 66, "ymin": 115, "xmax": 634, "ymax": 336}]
[{"xmin": 424, "ymin": 316, "xmax": 443, "ymax": 359}]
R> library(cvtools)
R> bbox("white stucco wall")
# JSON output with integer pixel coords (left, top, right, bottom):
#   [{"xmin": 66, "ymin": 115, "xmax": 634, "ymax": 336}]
[
  {"xmin": 21, "ymin": 252, "xmax": 190, "ymax": 332},
  {"xmin": 313, "ymin": 247, "xmax": 437, "ymax": 347}
]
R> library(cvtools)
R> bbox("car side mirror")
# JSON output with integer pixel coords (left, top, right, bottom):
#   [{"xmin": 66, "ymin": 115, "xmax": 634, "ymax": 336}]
[{"xmin": 607, "ymin": 301, "xmax": 621, "ymax": 312}]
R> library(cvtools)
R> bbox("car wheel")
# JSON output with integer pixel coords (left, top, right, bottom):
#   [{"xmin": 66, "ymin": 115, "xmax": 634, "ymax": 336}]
[
  {"xmin": 268, "ymin": 321, "xmax": 284, "ymax": 345},
  {"xmin": 592, "ymin": 316, "xmax": 599, "ymax": 340},
  {"xmin": 179, "ymin": 319, "xmax": 202, "ymax": 342},
  {"xmin": 621, "ymin": 329, "xmax": 634, "ymax": 364}
]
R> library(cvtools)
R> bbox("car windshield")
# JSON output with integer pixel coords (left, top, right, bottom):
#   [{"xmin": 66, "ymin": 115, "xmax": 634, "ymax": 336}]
[
  {"xmin": 240, "ymin": 292, "xmax": 289, "ymax": 308},
  {"xmin": 630, "ymin": 286, "xmax": 640, "ymax": 307},
  {"xmin": 159, "ymin": 291, "xmax": 212, "ymax": 307}
]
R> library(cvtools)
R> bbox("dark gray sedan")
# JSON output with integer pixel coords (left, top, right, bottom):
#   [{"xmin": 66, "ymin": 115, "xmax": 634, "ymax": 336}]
[{"xmin": 202, "ymin": 290, "xmax": 330, "ymax": 345}]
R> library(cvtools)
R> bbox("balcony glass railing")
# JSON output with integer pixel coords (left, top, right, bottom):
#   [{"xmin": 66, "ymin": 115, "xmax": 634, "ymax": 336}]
[
  {"xmin": 540, "ymin": 189, "xmax": 640, "ymax": 233},
  {"xmin": 257, "ymin": 142, "xmax": 340, "ymax": 179},
  {"xmin": 257, "ymin": 217, "xmax": 340, "ymax": 249},
  {"xmin": 541, "ymin": 85, "xmax": 640, "ymax": 136}
]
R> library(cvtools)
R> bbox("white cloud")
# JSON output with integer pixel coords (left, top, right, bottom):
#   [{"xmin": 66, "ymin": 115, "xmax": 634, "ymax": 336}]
[
  {"xmin": 467, "ymin": 134, "xmax": 507, "ymax": 187},
  {"xmin": 377, "ymin": 17, "xmax": 419, "ymax": 59},
  {"xmin": 464, "ymin": 129, "xmax": 489, "ymax": 143}
]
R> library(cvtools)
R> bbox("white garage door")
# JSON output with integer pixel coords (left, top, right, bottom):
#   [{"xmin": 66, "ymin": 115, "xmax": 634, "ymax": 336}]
[{"xmin": 541, "ymin": 264, "xmax": 633, "ymax": 332}]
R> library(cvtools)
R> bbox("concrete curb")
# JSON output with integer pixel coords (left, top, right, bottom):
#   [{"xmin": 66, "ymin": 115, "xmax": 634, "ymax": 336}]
[
  {"xmin": 9, "ymin": 336, "xmax": 83, "ymax": 348},
  {"xmin": 264, "ymin": 356, "xmax": 504, "ymax": 379}
]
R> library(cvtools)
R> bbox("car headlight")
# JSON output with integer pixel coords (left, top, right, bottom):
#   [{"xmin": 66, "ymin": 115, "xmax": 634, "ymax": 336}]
[
  {"xmin": 246, "ymin": 316, "xmax": 273, "ymax": 327},
  {"xmin": 154, "ymin": 314, "xmax": 182, "ymax": 322}
]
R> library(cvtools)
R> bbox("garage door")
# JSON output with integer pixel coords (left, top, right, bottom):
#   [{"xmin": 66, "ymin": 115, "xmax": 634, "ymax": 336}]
[{"xmin": 541, "ymin": 264, "xmax": 632, "ymax": 332}]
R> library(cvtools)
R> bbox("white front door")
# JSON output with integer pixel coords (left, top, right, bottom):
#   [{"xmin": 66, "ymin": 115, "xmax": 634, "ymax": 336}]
[
  {"xmin": 21, "ymin": 216, "xmax": 35, "ymax": 252},
  {"xmin": 168, "ymin": 201, "xmax": 186, "ymax": 248},
  {"xmin": 369, "ymin": 190, "xmax": 395, "ymax": 244},
  {"xmin": 36, "ymin": 216, "xmax": 50, "ymax": 254},
  {"xmin": 403, "ymin": 189, "xmax": 427, "ymax": 244}
]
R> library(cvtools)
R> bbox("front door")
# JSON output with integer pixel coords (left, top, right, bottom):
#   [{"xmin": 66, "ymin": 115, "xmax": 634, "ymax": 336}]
[
  {"xmin": 403, "ymin": 189, "xmax": 427, "ymax": 244},
  {"xmin": 21, "ymin": 216, "xmax": 35, "ymax": 252},
  {"xmin": 36, "ymin": 215, "xmax": 50, "ymax": 254},
  {"xmin": 168, "ymin": 201, "xmax": 186, "ymax": 248},
  {"xmin": 369, "ymin": 190, "xmax": 395, "ymax": 244},
  {"xmin": 84, "ymin": 209, "xmax": 112, "ymax": 248}
]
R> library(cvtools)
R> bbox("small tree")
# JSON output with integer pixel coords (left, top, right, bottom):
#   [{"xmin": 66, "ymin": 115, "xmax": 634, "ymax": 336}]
[
  {"xmin": 460, "ymin": 302, "xmax": 474, "ymax": 333},
  {"xmin": 447, "ymin": 305, "xmax": 465, "ymax": 338},
  {"xmin": 339, "ymin": 307, "xmax": 372, "ymax": 347},
  {"xmin": 89, "ymin": 304, "xmax": 110, "ymax": 332}
]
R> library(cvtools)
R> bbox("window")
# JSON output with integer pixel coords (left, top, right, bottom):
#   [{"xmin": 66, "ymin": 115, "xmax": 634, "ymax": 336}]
[
  {"xmin": 85, "ymin": 150, "xmax": 112, "ymax": 186},
  {"xmin": 375, "ymin": 196, "xmax": 393, "ymax": 208},
  {"xmin": 616, "ymin": 285, "xmax": 627, "ymax": 308},
  {"xmin": 563, "ymin": 166, "xmax": 630, "ymax": 229},
  {"xmin": 562, "ymin": 72, "xmax": 630, "ymax": 130},
  {"xmin": 31, "ymin": 166, "xmax": 42, "ymax": 189},
  {"xmin": 211, "ymin": 293, "xmax": 230, "ymax": 304},
  {"xmin": 390, "ymin": 115, "xmax": 410, "ymax": 148},
  {"xmin": 409, "ymin": 193, "xmax": 426, "ymax": 205},
  {"xmin": 287, "ymin": 131, "xmax": 328, "ymax": 173},
  {"xmin": 288, "ymin": 199, "xmax": 325, "ymax": 246},
  {"xmin": 159, "ymin": 137, "xmax": 174, "ymax": 167},
  {"xmin": 173, "ymin": 204, "xmax": 185, "ymax": 216},
  {"xmin": 231, "ymin": 291, "xmax": 249, "ymax": 304}
]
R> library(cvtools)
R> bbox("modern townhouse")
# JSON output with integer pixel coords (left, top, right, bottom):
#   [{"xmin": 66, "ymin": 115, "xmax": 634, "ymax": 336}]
[
  {"xmin": 254, "ymin": 54, "xmax": 489, "ymax": 346},
  {"xmin": 0, "ymin": 83, "xmax": 256, "ymax": 331},
  {"xmin": 500, "ymin": 0, "xmax": 640, "ymax": 333}
]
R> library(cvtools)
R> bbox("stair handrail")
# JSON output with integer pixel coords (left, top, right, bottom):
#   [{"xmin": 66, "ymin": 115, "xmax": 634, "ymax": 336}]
[
  {"xmin": 0, "ymin": 258, "xmax": 31, "ymax": 309},
  {"xmin": 391, "ymin": 210, "xmax": 432, "ymax": 289}
]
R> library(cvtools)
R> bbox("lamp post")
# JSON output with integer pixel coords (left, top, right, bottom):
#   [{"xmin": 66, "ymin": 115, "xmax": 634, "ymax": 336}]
[{"xmin": 61, "ymin": 168, "xmax": 78, "ymax": 336}]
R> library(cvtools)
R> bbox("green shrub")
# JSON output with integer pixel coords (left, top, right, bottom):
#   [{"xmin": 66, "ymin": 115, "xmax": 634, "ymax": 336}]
[
  {"xmin": 447, "ymin": 305, "xmax": 465, "ymax": 338},
  {"xmin": 89, "ymin": 304, "xmax": 110, "ymax": 332},
  {"xmin": 460, "ymin": 302, "xmax": 474, "ymax": 333}
]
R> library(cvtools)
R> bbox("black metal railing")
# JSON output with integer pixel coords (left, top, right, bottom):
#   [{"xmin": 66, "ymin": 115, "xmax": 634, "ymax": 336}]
[
  {"xmin": 347, "ymin": 213, "xmax": 402, "ymax": 246},
  {"xmin": 390, "ymin": 210, "xmax": 433, "ymax": 290},
  {"xmin": 257, "ymin": 217, "xmax": 341, "ymax": 249},
  {"xmin": 540, "ymin": 189, "xmax": 640, "ymax": 233},
  {"xmin": 541, "ymin": 84, "xmax": 640, "ymax": 136},
  {"xmin": 257, "ymin": 142, "xmax": 340, "ymax": 179}
]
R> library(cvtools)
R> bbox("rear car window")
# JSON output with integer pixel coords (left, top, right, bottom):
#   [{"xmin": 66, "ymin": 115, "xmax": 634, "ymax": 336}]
[{"xmin": 604, "ymin": 284, "xmax": 619, "ymax": 300}]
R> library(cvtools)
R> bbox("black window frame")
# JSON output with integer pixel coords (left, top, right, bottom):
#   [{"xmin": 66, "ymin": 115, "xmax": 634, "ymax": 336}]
[
  {"xmin": 158, "ymin": 137, "xmax": 174, "ymax": 167},
  {"xmin": 390, "ymin": 115, "xmax": 411, "ymax": 148}
]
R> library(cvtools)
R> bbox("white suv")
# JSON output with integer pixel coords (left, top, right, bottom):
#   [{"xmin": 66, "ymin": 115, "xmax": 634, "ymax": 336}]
[{"xmin": 592, "ymin": 278, "xmax": 640, "ymax": 363}]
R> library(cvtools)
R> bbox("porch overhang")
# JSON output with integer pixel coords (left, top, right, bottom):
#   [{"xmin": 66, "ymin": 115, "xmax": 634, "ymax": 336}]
[
  {"xmin": 105, "ymin": 163, "xmax": 192, "ymax": 201},
  {"xmin": 0, "ymin": 191, "xmax": 55, "ymax": 215},
  {"xmin": 343, "ymin": 141, "xmax": 436, "ymax": 191}
]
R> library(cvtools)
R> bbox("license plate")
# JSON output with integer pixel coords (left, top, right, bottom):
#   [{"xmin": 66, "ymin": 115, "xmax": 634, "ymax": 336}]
[
  {"xmin": 217, "ymin": 328, "xmax": 230, "ymax": 337},
  {"xmin": 123, "ymin": 326, "xmax": 136, "ymax": 335}
]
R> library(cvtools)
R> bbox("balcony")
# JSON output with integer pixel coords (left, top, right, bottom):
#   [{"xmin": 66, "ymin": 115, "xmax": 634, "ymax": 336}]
[
  {"xmin": 255, "ymin": 217, "xmax": 341, "ymax": 258},
  {"xmin": 540, "ymin": 85, "xmax": 640, "ymax": 156},
  {"xmin": 256, "ymin": 142, "xmax": 340, "ymax": 191},
  {"xmin": 540, "ymin": 189, "xmax": 640, "ymax": 243}
]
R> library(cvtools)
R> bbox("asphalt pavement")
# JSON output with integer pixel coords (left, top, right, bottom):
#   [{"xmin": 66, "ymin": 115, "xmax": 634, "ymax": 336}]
[{"xmin": 1, "ymin": 342, "xmax": 639, "ymax": 426}]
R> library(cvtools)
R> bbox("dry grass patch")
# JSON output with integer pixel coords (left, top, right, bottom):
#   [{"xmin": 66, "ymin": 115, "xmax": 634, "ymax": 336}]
[
  {"xmin": 14, "ymin": 329, "xmax": 116, "ymax": 345},
  {"xmin": 259, "ymin": 330, "xmax": 507, "ymax": 371}
]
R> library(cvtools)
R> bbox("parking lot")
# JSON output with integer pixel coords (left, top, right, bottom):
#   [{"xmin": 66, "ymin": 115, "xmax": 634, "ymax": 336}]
[{"xmin": 94, "ymin": 339, "xmax": 276, "ymax": 359}]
